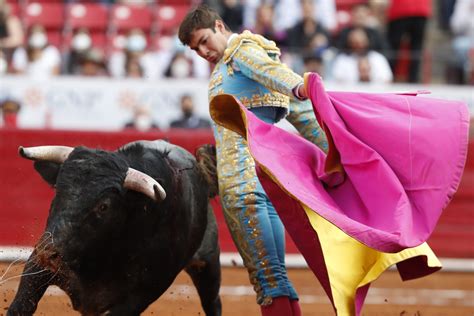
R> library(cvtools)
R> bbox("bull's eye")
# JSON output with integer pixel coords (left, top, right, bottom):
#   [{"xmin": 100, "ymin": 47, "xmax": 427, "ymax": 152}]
[{"xmin": 98, "ymin": 203, "xmax": 108, "ymax": 212}]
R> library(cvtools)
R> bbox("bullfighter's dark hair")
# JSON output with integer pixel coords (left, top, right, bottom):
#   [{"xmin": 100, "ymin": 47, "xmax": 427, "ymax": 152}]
[{"xmin": 178, "ymin": 4, "xmax": 231, "ymax": 46}]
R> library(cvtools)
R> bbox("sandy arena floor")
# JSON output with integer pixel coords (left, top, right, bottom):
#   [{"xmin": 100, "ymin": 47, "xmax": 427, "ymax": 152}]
[{"xmin": 1, "ymin": 263, "xmax": 473, "ymax": 316}]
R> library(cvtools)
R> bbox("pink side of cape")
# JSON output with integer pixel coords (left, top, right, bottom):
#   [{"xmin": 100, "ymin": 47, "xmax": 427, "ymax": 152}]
[{"xmin": 243, "ymin": 73, "xmax": 469, "ymax": 252}]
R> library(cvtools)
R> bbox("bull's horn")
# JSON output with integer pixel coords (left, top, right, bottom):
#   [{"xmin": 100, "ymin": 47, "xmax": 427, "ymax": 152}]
[
  {"xmin": 123, "ymin": 168, "xmax": 166, "ymax": 201},
  {"xmin": 19, "ymin": 146, "xmax": 74, "ymax": 163}
]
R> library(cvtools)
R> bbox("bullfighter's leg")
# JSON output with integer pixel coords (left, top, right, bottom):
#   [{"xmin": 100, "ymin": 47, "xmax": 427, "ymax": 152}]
[
  {"xmin": 7, "ymin": 251, "xmax": 56, "ymax": 316},
  {"xmin": 185, "ymin": 204, "xmax": 222, "ymax": 316},
  {"xmin": 214, "ymin": 126, "xmax": 298, "ymax": 309}
]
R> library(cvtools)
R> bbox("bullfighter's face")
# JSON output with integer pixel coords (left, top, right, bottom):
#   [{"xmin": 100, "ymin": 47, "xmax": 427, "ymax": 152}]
[{"xmin": 188, "ymin": 20, "xmax": 229, "ymax": 64}]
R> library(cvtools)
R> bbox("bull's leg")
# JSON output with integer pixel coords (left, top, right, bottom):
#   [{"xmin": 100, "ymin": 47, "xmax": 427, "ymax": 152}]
[
  {"xmin": 7, "ymin": 254, "xmax": 56, "ymax": 316},
  {"xmin": 185, "ymin": 204, "xmax": 222, "ymax": 316},
  {"xmin": 186, "ymin": 253, "xmax": 222, "ymax": 316}
]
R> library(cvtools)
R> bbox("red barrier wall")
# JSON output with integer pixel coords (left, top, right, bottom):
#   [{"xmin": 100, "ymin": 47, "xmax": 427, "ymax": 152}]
[{"xmin": 1, "ymin": 128, "xmax": 473, "ymax": 258}]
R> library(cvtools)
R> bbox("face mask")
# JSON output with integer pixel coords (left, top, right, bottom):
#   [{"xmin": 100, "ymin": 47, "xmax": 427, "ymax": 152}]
[
  {"xmin": 3, "ymin": 112, "xmax": 17, "ymax": 127},
  {"xmin": 183, "ymin": 108, "xmax": 194, "ymax": 118},
  {"xmin": 170, "ymin": 59, "xmax": 191, "ymax": 78},
  {"xmin": 0, "ymin": 57, "xmax": 7, "ymax": 74},
  {"xmin": 72, "ymin": 33, "xmax": 92, "ymax": 51},
  {"xmin": 126, "ymin": 34, "xmax": 147, "ymax": 52},
  {"xmin": 28, "ymin": 32, "xmax": 48, "ymax": 49},
  {"xmin": 135, "ymin": 115, "xmax": 152, "ymax": 131}
]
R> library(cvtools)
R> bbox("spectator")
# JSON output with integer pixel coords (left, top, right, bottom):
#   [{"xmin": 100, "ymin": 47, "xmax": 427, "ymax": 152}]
[
  {"xmin": 108, "ymin": 28, "xmax": 158, "ymax": 79},
  {"xmin": 220, "ymin": 0, "xmax": 244, "ymax": 32},
  {"xmin": 285, "ymin": 0, "xmax": 330, "ymax": 55},
  {"xmin": 125, "ymin": 57, "xmax": 143, "ymax": 78},
  {"xmin": 63, "ymin": 27, "xmax": 93, "ymax": 75},
  {"xmin": 11, "ymin": 24, "xmax": 61, "ymax": 78},
  {"xmin": 148, "ymin": 33, "xmax": 210, "ymax": 79},
  {"xmin": 0, "ymin": 49, "xmax": 6, "ymax": 74},
  {"xmin": 0, "ymin": 0, "xmax": 24, "ymax": 64},
  {"xmin": 170, "ymin": 94, "xmax": 211, "ymax": 129},
  {"xmin": 0, "ymin": 98, "xmax": 21, "ymax": 128},
  {"xmin": 242, "ymin": 0, "xmax": 337, "ymax": 33},
  {"xmin": 437, "ymin": 0, "xmax": 457, "ymax": 32},
  {"xmin": 335, "ymin": 3, "xmax": 388, "ymax": 54},
  {"xmin": 273, "ymin": 0, "xmax": 337, "ymax": 33},
  {"xmin": 79, "ymin": 47, "xmax": 108, "ymax": 77},
  {"xmin": 367, "ymin": 0, "xmax": 388, "ymax": 27},
  {"xmin": 356, "ymin": 55, "xmax": 373, "ymax": 82},
  {"xmin": 386, "ymin": 0, "xmax": 432, "ymax": 83},
  {"xmin": 124, "ymin": 105, "xmax": 159, "ymax": 132},
  {"xmin": 449, "ymin": 0, "xmax": 474, "ymax": 84},
  {"xmin": 242, "ymin": 0, "xmax": 260, "ymax": 30},
  {"xmin": 251, "ymin": 3, "xmax": 286, "ymax": 46},
  {"xmin": 302, "ymin": 53, "xmax": 324, "ymax": 76},
  {"xmin": 164, "ymin": 51, "xmax": 193, "ymax": 79},
  {"xmin": 330, "ymin": 27, "xmax": 393, "ymax": 84}
]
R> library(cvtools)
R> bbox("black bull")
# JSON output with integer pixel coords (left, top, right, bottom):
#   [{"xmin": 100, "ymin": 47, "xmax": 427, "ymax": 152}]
[{"xmin": 7, "ymin": 140, "xmax": 222, "ymax": 316}]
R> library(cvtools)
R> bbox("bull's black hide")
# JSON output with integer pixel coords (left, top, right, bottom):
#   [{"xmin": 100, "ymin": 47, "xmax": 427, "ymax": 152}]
[{"xmin": 7, "ymin": 140, "xmax": 221, "ymax": 316}]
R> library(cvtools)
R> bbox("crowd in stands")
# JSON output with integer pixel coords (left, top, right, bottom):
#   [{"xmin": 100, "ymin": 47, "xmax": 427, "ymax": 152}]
[{"xmin": 0, "ymin": 0, "xmax": 472, "ymax": 85}]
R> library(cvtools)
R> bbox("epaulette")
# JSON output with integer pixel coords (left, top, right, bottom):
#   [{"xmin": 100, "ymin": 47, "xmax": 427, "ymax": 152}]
[{"xmin": 222, "ymin": 30, "xmax": 281, "ymax": 64}]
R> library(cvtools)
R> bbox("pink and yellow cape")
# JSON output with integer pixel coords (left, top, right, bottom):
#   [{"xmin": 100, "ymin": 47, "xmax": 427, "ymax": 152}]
[{"xmin": 210, "ymin": 73, "xmax": 469, "ymax": 315}]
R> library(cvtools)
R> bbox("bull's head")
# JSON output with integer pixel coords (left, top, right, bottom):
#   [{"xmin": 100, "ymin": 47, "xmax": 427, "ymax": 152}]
[
  {"xmin": 18, "ymin": 145, "xmax": 168, "ymax": 273},
  {"xmin": 19, "ymin": 146, "xmax": 166, "ymax": 201}
]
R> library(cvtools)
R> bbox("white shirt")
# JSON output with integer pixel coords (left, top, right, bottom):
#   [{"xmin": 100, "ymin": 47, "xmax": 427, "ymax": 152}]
[
  {"xmin": 330, "ymin": 51, "xmax": 393, "ymax": 84},
  {"xmin": 450, "ymin": 0, "xmax": 474, "ymax": 42},
  {"xmin": 12, "ymin": 45, "xmax": 61, "ymax": 78},
  {"xmin": 108, "ymin": 51, "xmax": 162, "ymax": 80}
]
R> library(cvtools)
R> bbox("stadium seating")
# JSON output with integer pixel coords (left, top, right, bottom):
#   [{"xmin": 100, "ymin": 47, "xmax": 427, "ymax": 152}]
[
  {"xmin": 66, "ymin": 3, "xmax": 109, "ymax": 31},
  {"xmin": 64, "ymin": 3, "xmax": 109, "ymax": 50},
  {"xmin": 335, "ymin": 0, "xmax": 368, "ymax": 11},
  {"xmin": 110, "ymin": 4, "xmax": 154, "ymax": 33},
  {"xmin": 21, "ymin": 2, "xmax": 65, "ymax": 48},
  {"xmin": 22, "ymin": 2, "xmax": 65, "ymax": 30},
  {"xmin": 155, "ymin": 4, "xmax": 190, "ymax": 36}
]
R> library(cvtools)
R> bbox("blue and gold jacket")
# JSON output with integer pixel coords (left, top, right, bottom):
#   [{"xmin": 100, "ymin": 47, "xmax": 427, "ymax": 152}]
[{"xmin": 209, "ymin": 31, "xmax": 327, "ymax": 151}]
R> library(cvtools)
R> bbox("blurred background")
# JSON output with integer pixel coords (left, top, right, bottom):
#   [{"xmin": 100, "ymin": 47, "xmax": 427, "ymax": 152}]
[
  {"xmin": 0, "ymin": 0, "xmax": 473, "ymax": 313},
  {"xmin": 0, "ymin": 0, "xmax": 472, "ymax": 130}
]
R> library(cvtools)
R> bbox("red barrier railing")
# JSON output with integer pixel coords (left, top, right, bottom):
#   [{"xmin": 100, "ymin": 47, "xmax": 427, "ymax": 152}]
[{"xmin": 0, "ymin": 128, "xmax": 472, "ymax": 258}]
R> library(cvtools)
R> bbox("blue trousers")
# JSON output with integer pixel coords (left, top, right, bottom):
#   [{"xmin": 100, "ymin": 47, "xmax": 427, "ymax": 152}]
[{"xmin": 213, "ymin": 106, "xmax": 297, "ymax": 305}]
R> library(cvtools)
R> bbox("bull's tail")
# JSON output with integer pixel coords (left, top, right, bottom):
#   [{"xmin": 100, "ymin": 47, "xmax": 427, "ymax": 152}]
[{"xmin": 195, "ymin": 144, "xmax": 218, "ymax": 198}]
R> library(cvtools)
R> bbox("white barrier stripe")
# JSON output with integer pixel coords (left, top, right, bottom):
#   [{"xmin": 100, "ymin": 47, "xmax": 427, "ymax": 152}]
[{"xmin": 1, "ymin": 247, "xmax": 473, "ymax": 272}]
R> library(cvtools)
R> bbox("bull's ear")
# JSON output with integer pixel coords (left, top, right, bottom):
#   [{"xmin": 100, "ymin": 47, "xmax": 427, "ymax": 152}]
[{"xmin": 33, "ymin": 161, "xmax": 61, "ymax": 187}]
